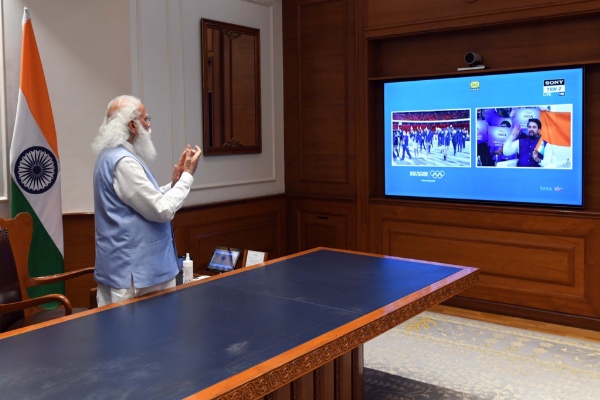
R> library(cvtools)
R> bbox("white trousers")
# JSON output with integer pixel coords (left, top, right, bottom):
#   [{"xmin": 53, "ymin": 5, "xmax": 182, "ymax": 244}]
[{"xmin": 96, "ymin": 277, "xmax": 176, "ymax": 307}]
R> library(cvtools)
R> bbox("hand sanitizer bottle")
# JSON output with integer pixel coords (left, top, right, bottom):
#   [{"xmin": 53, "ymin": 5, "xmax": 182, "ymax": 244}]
[{"xmin": 183, "ymin": 253, "xmax": 193, "ymax": 284}]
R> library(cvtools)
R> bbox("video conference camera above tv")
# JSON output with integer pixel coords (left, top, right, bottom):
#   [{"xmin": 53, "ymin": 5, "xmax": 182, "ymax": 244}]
[{"xmin": 458, "ymin": 52, "xmax": 486, "ymax": 71}]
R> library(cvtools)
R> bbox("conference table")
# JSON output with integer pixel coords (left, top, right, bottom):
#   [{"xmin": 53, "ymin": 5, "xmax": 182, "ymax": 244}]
[{"xmin": 0, "ymin": 247, "xmax": 478, "ymax": 399}]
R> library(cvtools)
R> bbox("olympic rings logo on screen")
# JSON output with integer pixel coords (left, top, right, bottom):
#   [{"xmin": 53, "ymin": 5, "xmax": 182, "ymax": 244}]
[{"xmin": 430, "ymin": 170, "xmax": 445, "ymax": 180}]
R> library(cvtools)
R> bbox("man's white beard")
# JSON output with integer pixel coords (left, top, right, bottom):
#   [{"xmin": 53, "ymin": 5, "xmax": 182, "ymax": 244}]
[{"xmin": 133, "ymin": 121, "xmax": 157, "ymax": 163}]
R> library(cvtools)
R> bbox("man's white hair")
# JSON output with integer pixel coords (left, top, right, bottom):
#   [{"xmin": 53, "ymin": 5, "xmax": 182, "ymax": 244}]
[{"xmin": 92, "ymin": 95, "xmax": 142, "ymax": 154}]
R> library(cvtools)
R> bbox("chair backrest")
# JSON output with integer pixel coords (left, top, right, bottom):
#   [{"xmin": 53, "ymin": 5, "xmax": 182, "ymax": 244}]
[
  {"xmin": 0, "ymin": 227, "xmax": 26, "ymax": 331},
  {"xmin": 0, "ymin": 213, "xmax": 35, "ymax": 307}
]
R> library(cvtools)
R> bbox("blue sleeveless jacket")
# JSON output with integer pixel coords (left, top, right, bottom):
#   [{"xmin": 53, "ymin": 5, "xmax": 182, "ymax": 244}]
[{"xmin": 93, "ymin": 146, "xmax": 179, "ymax": 289}]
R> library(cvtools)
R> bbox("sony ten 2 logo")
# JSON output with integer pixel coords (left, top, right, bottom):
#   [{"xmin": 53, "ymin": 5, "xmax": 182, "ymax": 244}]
[{"xmin": 543, "ymin": 79, "xmax": 565, "ymax": 96}]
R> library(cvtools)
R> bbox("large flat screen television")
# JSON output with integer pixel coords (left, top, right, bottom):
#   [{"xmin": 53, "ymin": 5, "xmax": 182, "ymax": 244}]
[{"xmin": 383, "ymin": 66, "xmax": 584, "ymax": 207}]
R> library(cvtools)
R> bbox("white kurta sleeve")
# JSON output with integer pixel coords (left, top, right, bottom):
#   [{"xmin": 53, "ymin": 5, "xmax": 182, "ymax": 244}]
[
  {"xmin": 502, "ymin": 139, "xmax": 519, "ymax": 156},
  {"xmin": 113, "ymin": 157, "xmax": 193, "ymax": 223}
]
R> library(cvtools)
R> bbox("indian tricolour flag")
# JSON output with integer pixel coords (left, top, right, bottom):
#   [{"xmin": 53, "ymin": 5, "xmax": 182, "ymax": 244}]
[{"xmin": 9, "ymin": 8, "xmax": 64, "ymax": 298}]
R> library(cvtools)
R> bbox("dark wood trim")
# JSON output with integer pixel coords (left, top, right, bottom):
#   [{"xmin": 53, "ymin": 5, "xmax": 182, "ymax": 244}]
[
  {"xmin": 363, "ymin": 0, "xmax": 600, "ymax": 38},
  {"xmin": 444, "ymin": 297, "xmax": 600, "ymax": 332}
]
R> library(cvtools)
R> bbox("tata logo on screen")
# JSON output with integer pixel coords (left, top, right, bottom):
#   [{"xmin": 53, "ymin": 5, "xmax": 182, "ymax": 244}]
[{"xmin": 543, "ymin": 79, "xmax": 565, "ymax": 96}]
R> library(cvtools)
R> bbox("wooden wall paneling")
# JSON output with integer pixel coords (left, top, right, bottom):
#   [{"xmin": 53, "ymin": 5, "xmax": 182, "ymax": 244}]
[
  {"xmin": 584, "ymin": 65, "xmax": 600, "ymax": 208},
  {"xmin": 62, "ymin": 196, "xmax": 285, "ymax": 307},
  {"xmin": 289, "ymin": 0, "xmax": 600, "ymax": 327},
  {"xmin": 364, "ymin": 0, "xmax": 600, "ymax": 37},
  {"xmin": 368, "ymin": 13, "xmax": 600, "ymax": 80},
  {"xmin": 173, "ymin": 197, "xmax": 286, "ymax": 273},
  {"xmin": 367, "ymin": 81, "xmax": 383, "ymax": 201},
  {"xmin": 355, "ymin": 0, "xmax": 600, "ymax": 328},
  {"xmin": 299, "ymin": 213, "xmax": 348, "ymax": 250},
  {"xmin": 356, "ymin": 0, "xmax": 371, "ymax": 252},
  {"xmin": 444, "ymin": 296, "xmax": 600, "ymax": 331},
  {"xmin": 287, "ymin": 197, "xmax": 358, "ymax": 254},
  {"xmin": 283, "ymin": 0, "xmax": 357, "ymax": 198},
  {"xmin": 185, "ymin": 215, "xmax": 279, "ymax": 273},
  {"xmin": 369, "ymin": 202, "xmax": 600, "ymax": 325},
  {"xmin": 63, "ymin": 213, "xmax": 97, "ymax": 308}
]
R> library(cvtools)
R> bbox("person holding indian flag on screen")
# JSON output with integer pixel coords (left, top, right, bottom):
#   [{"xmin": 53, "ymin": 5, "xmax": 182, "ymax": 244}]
[{"xmin": 502, "ymin": 106, "xmax": 572, "ymax": 168}]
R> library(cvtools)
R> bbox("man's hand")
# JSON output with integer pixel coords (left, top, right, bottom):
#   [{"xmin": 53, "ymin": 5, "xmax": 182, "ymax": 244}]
[
  {"xmin": 171, "ymin": 164, "xmax": 182, "ymax": 187},
  {"xmin": 171, "ymin": 145, "xmax": 202, "ymax": 186},
  {"xmin": 182, "ymin": 145, "xmax": 202, "ymax": 175}
]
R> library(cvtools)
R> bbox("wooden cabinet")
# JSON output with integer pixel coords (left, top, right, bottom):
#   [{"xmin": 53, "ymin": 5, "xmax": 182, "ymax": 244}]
[
  {"xmin": 287, "ymin": 198, "xmax": 358, "ymax": 254},
  {"xmin": 368, "ymin": 202, "xmax": 600, "ymax": 329},
  {"xmin": 283, "ymin": 0, "xmax": 358, "ymax": 198},
  {"xmin": 172, "ymin": 197, "xmax": 286, "ymax": 271}
]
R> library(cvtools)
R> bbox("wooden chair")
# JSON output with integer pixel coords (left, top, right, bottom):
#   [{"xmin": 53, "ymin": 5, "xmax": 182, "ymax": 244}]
[{"xmin": 0, "ymin": 212, "xmax": 95, "ymax": 332}]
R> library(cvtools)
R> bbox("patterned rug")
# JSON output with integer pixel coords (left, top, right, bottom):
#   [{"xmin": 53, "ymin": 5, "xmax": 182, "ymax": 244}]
[{"xmin": 363, "ymin": 312, "xmax": 600, "ymax": 400}]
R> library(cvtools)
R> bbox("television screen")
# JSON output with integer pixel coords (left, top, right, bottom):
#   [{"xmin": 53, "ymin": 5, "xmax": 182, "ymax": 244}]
[
  {"xmin": 383, "ymin": 66, "xmax": 584, "ymax": 207},
  {"xmin": 207, "ymin": 247, "xmax": 241, "ymax": 273}
]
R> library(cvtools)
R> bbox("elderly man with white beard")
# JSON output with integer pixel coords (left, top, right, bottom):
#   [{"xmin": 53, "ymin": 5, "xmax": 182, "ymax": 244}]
[{"xmin": 92, "ymin": 95, "xmax": 201, "ymax": 306}]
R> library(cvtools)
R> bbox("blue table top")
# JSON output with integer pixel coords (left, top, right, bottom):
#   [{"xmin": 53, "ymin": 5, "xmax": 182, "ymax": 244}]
[{"xmin": 0, "ymin": 249, "xmax": 466, "ymax": 399}]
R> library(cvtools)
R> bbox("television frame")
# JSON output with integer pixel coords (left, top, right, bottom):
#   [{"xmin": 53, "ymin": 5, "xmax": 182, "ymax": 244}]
[{"xmin": 382, "ymin": 65, "xmax": 585, "ymax": 208}]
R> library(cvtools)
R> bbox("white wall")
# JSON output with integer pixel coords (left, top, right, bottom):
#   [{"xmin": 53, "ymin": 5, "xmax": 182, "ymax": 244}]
[
  {"xmin": 0, "ymin": 0, "xmax": 284, "ymax": 217},
  {"xmin": 1, "ymin": 0, "xmax": 132, "ymax": 216}
]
